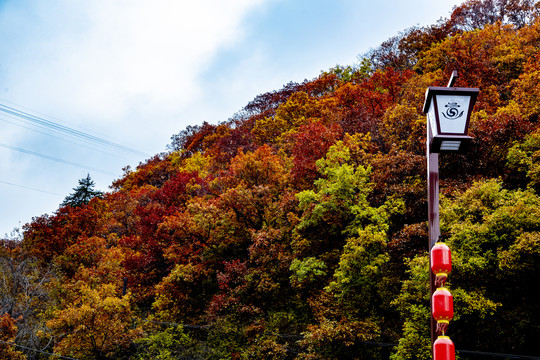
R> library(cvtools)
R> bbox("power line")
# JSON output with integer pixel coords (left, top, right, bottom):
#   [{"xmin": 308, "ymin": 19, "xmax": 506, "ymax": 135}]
[
  {"xmin": 0, "ymin": 102, "xmax": 149, "ymax": 157},
  {"xmin": 143, "ymin": 319, "xmax": 211, "ymax": 330},
  {"xmin": 0, "ymin": 102, "xmax": 150, "ymax": 158},
  {"xmin": 0, "ymin": 114, "xmax": 137, "ymax": 162},
  {"xmin": 2, "ymin": 321, "xmax": 537, "ymax": 359},
  {"xmin": 0, "ymin": 179, "xmax": 60, "ymax": 195},
  {"xmin": 144, "ymin": 320, "xmax": 540, "ymax": 359},
  {"xmin": 0, "ymin": 339, "xmax": 78, "ymax": 360},
  {"xmin": 0, "ymin": 143, "xmax": 117, "ymax": 176},
  {"xmin": 457, "ymin": 349, "xmax": 540, "ymax": 359}
]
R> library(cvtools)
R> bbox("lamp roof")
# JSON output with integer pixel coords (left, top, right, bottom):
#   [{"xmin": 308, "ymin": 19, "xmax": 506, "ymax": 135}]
[{"xmin": 423, "ymin": 86, "xmax": 479, "ymax": 114}]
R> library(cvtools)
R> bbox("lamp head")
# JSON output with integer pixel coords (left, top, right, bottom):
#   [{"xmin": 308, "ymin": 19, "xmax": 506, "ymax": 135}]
[{"xmin": 423, "ymin": 87, "xmax": 479, "ymax": 153}]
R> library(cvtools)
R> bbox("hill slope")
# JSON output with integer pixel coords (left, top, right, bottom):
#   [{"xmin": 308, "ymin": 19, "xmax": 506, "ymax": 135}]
[{"xmin": 3, "ymin": 1, "xmax": 540, "ymax": 359}]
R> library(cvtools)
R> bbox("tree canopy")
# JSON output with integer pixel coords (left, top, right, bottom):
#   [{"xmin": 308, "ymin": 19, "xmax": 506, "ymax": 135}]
[
  {"xmin": 4, "ymin": 1, "xmax": 540, "ymax": 358},
  {"xmin": 60, "ymin": 174, "xmax": 103, "ymax": 208}
]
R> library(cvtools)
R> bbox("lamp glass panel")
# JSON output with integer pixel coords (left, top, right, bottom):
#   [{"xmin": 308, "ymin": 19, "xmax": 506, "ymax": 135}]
[
  {"xmin": 428, "ymin": 104, "xmax": 438, "ymax": 136},
  {"xmin": 440, "ymin": 140, "xmax": 461, "ymax": 151},
  {"xmin": 435, "ymin": 94, "xmax": 471, "ymax": 134}
]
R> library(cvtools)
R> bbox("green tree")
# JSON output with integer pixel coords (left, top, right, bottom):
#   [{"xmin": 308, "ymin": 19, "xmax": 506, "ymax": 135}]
[
  {"xmin": 294, "ymin": 135, "xmax": 403, "ymax": 359},
  {"xmin": 393, "ymin": 180, "xmax": 540, "ymax": 358},
  {"xmin": 507, "ymin": 128, "xmax": 540, "ymax": 190},
  {"xmin": 136, "ymin": 324, "xmax": 214, "ymax": 360},
  {"xmin": 61, "ymin": 174, "xmax": 103, "ymax": 208}
]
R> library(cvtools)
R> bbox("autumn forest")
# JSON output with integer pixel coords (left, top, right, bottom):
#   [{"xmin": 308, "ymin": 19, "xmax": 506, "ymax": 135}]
[{"xmin": 2, "ymin": 1, "xmax": 540, "ymax": 359}]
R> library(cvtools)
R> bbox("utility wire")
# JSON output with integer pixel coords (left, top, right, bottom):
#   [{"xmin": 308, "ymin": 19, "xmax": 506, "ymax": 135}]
[
  {"xmin": 145, "ymin": 319, "xmax": 540, "ymax": 359},
  {"xmin": 456, "ymin": 349, "xmax": 540, "ymax": 359},
  {"xmin": 144, "ymin": 319, "xmax": 211, "ymax": 330},
  {"xmin": 0, "ymin": 103, "xmax": 150, "ymax": 158},
  {"xmin": 0, "ymin": 339, "xmax": 78, "ymax": 360},
  {"xmin": 3, "ymin": 320, "xmax": 537, "ymax": 359},
  {"xmin": 0, "ymin": 114, "xmax": 137, "ymax": 162},
  {"xmin": 0, "ymin": 143, "xmax": 116, "ymax": 176},
  {"xmin": 0, "ymin": 179, "xmax": 60, "ymax": 195}
]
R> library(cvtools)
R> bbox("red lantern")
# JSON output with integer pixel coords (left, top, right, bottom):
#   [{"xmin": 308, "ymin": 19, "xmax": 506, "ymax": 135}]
[
  {"xmin": 431, "ymin": 242, "xmax": 452, "ymax": 287},
  {"xmin": 432, "ymin": 287, "xmax": 453, "ymax": 335},
  {"xmin": 433, "ymin": 336, "xmax": 455, "ymax": 360}
]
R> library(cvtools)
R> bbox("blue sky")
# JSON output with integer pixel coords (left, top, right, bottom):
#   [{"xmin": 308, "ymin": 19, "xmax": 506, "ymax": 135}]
[{"xmin": 0, "ymin": 0, "xmax": 465, "ymax": 236}]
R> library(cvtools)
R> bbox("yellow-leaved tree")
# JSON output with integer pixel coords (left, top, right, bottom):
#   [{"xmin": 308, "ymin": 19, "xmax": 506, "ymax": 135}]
[{"xmin": 46, "ymin": 283, "xmax": 141, "ymax": 360}]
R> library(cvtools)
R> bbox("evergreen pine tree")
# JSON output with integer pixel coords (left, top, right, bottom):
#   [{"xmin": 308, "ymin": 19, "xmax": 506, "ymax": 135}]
[{"xmin": 61, "ymin": 174, "xmax": 103, "ymax": 207}]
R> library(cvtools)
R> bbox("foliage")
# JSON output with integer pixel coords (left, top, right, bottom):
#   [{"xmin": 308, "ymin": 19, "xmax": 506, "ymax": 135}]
[
  {"xmin": 439, "ymin": 179, "xmax": 540, "ymax": 353},
  {"xmin": 136, "ymin": 324, "xmax": 214, "ymax": 360},
  {"xmin": 0, "ymin": 240, "xmax": 54, "ymax": 359},
  {"xmin": 11, "ymin": 2, "xmax": 540, "ymax": 358},
  {"xmin": 289, "ymin": 257, "xmax": 327, "ymax": 288},
  {"xmin": 45, "ymin": 284, "xmax": 141, "ymax": 360},
  {"xmin": 0, "ymin": 313, "xmax": 26, "ymax": 360},
  {"xmin": 507, "ymin": 127, "xmax": 540, "ymax": 190},
  {"xmin": 61, "ymin": 173, "xmax": 104, "ymax": 208}
]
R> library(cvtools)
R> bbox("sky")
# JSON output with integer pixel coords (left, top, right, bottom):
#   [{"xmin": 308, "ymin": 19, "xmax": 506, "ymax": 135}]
[{"xmin": 0, "ymin": 0, "xmax": 466, "ymax": 236}]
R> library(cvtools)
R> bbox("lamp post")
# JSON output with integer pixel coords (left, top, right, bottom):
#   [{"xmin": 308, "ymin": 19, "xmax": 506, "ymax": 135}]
[{"xmin": 423, "ymin": 71, "xmax": 479, "ymax": 359}]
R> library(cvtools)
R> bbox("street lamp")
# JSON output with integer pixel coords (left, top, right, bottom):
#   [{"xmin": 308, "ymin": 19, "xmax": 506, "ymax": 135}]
[
  {"xmin": 423, "ymin": 85, "xmax": 479, "ymax": 153},
  {"xmin": 423, "ymin": 71, "xmax": 479, "ymax": 360}
]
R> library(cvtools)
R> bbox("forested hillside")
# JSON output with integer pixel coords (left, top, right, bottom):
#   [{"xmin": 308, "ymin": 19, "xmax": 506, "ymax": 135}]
[{"xmin": 2, "ymin": 1, "xmax": 540, "ymax": 359}]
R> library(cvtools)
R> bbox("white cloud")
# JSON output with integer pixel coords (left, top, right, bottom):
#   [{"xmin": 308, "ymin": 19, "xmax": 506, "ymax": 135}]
[
  {"xmin": 0, "ymin": 0, "xmax": 270, "ymax": 235},
  {"xmin": 1, "ymin": 0, "xmax": 267, "ymax": 141}
]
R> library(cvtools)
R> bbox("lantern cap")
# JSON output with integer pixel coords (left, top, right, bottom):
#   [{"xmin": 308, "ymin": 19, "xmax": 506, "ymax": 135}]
[
  {"xmin": 434, "ymin": 241, "xmax": 449, "ymax": 247},
  {"xmin": 435, "ymin": 286, "xmax": 450, "ymax": 291},
  {"xmin": 436, "ymin": 335, "xmax": 452, "ymax": 340},
  {"xmin": 423, "ymin": 87, "xmax": 479, "ymax": 114}
]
